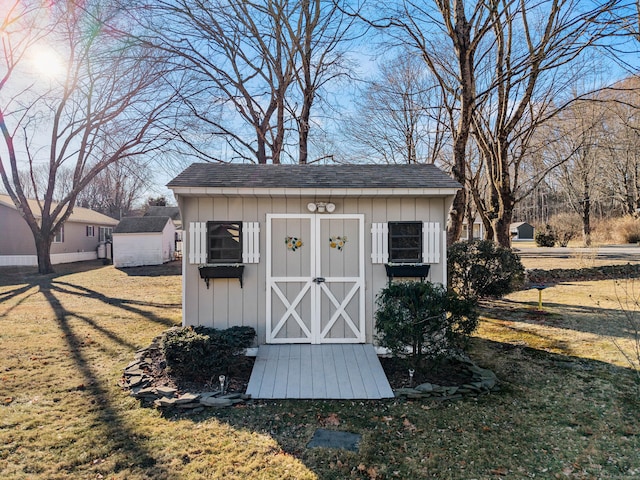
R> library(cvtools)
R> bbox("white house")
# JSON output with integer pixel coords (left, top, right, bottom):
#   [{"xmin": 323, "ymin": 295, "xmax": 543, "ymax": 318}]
[
  {"xmin": 168, "ymin": 163, "xmax": 461, "ymax": 347},
  {"xmin": 112, "ymin": 216, "xmax": 176, "ymax": 267}
]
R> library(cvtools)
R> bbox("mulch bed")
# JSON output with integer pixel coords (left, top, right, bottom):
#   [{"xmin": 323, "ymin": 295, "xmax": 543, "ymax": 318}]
[{"xmin": 144, "ymin": 344, "xmax": 473, "ymax": 394}]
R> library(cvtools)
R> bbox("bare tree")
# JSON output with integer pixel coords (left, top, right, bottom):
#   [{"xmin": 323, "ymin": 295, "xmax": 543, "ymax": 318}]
[
  {"xmin": 549, "ymin": 99, "xmax": 607, "ymax": 245},
  {"xmin": 468, "ymin": 0, "xmax": 619, "ymax": 246},
  {"xmin": 363, "ymin": 1, "xmax": 500, "ymax": 243},
  {"xmin": 0, "ymin": 1, "xmax": 179, "ymax": 273},
  {"xmin": 283, "ymin": 0, "xmax": 356, "ymax": 164},
  {"xmin": 71, "ymin": 159, "xmax": 151, "ymax": 219},
  {"xmin": 142, "ymin": 0, "xmax": 353, "ymax": 165},
  {"xmin": 345, "ymin": 53, "xmax": 449, "ymax": 165}
]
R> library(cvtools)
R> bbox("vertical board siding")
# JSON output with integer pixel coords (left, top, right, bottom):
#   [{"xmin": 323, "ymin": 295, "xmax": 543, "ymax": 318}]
[{"xmin": 422, "ymin": 222, "xmax": 441, "ymax": 264}]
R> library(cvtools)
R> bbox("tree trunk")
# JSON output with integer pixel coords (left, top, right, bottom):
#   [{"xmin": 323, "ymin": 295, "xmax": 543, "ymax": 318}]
[
  {"xmin": 448, "ymin": 189, "xmax": 466, "ymax": 245},
  {"xmin": 582, "ymin": 177, "xmax": 591, "ymax": 246},
  {"xmin": 36, "ymin": 234, "xmax": 54, "ymax": 274}
]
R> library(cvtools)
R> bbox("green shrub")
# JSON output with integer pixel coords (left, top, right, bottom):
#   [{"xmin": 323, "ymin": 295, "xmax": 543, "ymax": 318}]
[
  {"xmin": 448, "ymin": 240, "xmax": 525, "ymax": 299},
  {"xmin": 161, "ymin": 325, "xmax": 255, "ymax": 380},
  {"xmin": 535, "ymin": 226, "xmax": 556, "ymax": 247},
  {"xmin": 374, "ymin": 281, "xmax": 478, "ymax": 363}
]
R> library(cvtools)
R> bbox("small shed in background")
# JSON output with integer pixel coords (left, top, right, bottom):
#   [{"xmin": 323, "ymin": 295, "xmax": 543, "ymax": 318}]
[
  {"xmin": 510, "ymin": 221, "xmax": 534, "ymax": 240},
  {"xmin": 144, "ymin": 206, "xmax": 183, "ymax": 258},
  {"xmin": 112, "ymin": 216, "xmax": 176, "ymax": 267}
]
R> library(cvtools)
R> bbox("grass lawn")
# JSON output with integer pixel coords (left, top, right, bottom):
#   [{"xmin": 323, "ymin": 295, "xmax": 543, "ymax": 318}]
[{"xmin": 1, "ymin": 260, "xmax": 639, "ymax": 479}]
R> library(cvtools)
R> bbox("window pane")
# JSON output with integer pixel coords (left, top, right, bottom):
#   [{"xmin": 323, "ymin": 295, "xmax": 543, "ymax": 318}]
[
  {"xmin": 207, "ymin": 221, "xmax": 242, "ymax": 263},
  {"xmin": 388, "ymin": 222, "xmax": 422, "ymax": 263}
]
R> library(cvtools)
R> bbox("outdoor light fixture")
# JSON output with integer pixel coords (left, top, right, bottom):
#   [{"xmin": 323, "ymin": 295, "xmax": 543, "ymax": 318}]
[{"xmin": 307, "ymin": 201, "xmax": 335, "ymax": 213}]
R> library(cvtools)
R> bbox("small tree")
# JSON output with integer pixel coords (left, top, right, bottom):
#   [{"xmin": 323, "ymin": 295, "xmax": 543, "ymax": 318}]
[
  {"xmin": 374, "ymin": 281, "xmax": 478, "ymax": 364},
  {"xmin": 448, "ymin": 240, "xmax": 525, "ymax": 299},
  {"xmin": 548, "ymin": 213, "xmax": 582, "ymax": 247}
]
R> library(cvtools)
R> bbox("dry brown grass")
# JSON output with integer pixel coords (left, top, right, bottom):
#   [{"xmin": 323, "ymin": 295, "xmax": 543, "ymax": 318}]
[{"xmin": 1, "ymin": 259, "xmax": 639, "ymax": 479}]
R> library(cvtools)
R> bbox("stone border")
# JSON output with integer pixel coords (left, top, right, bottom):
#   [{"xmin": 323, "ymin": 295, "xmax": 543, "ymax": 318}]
[
  {"xmin": 393, "ymin": 358, "xmax": 500, "ymax": 401},
  {"xmin": 120, "ymin": 331, "xmax": 250, "ymax": 413},
  {"xmin": 122, "ymin": 333, "xmax": 498, "ymax": 408}
]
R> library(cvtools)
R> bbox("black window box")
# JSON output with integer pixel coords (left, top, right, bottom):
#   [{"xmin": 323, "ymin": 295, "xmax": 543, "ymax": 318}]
[
  {"xmin": 199, "ymin": 264, "xmax": 245, "ymax": 288},
  {"xmin": 384, "ymin": 263, "xmax": 430, "ymax": 282}
]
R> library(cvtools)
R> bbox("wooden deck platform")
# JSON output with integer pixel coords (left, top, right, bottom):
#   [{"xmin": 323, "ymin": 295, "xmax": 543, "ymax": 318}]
[{"xmin": 246, "ymin": 344, "xmax": 394, "ymax": 400}]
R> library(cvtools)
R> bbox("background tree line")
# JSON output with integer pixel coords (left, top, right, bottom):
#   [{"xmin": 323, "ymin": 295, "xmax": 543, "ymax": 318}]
[{"xmin": 1, "ymin": 0, "xmax": 639, "ymax": 272}]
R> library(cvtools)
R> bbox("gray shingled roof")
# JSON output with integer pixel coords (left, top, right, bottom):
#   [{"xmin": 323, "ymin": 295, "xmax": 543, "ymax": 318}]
[
  {"xmin": 167, "ymin": 163, "xmax": 461, "ymax": 189},
  {"xmin": 144, "ymin": 206, "xmax": 181, "ymax": 221},
  {"xmin": 113, "ymin": 216, "xmax": 172, "ymax": 234}
]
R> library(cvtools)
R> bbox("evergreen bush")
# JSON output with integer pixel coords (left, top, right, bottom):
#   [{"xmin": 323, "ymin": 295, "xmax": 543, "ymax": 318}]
[
  {"xmin": 534, "ymin": 226, "xmax": 557, "ymax": 247},
  {"xmin": 161, "ymin": 325, "xmax": 255, "ymax": 380},
  {"xmin": 448, "ymin": 240, "xmax": 525, "ymax": 298},
  {"xmin": 374, "ymin": 281, "xmax": 478, "ymax": 362}
]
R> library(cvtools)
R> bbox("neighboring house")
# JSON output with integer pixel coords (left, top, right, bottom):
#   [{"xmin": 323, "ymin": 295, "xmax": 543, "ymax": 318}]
[
  {"xmin": 168, "ymin": 163, "xmax": 461, "ymax": 346},
  {"xmin": 460, "ymin": 216, "xmax": 485, "ymax": 241},
  {"xmin": 112, "ymin": 216, "xmax": 176, "ymax": 268},
  {"xmin": 144, "ymin": 206, "xmax": 183, "ymax": 257},
  {"xmin": 511, "ymin": 221, "xmax": 534, "ymax": 240},
  {"xmin": 0, "ymin": 194, "xmax": 118, "ymax": 267}
]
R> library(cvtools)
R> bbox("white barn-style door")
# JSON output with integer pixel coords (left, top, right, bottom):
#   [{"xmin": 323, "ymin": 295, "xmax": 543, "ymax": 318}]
[{"xmin": 266, "ymin": 214, "xmax": 365, "ymax": 344}]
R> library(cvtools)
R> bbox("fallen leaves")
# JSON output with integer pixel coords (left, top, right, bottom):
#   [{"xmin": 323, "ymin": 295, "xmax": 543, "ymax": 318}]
[
  {"xmin": 319, "ymin": 412, "xmax": 340, "ymax": 426},
  {"xmin": 402, "ymin": 418, "xmax": 417, "ymax": 432}
]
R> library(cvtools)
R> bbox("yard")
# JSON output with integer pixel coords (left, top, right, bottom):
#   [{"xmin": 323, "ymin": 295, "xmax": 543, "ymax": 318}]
[{"xmin": 1, "ymin": 257, "xmax": 639, "ymax": 479}]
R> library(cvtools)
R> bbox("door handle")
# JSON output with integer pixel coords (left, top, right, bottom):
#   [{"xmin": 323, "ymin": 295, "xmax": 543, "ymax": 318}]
[{"xmin": 313, "ymin": 277, "xmax": 326, "ymax": 284}]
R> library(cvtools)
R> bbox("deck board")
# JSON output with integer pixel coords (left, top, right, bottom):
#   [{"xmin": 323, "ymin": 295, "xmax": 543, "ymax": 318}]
[{"xmin": 246, "ymin": 344, "xmax": 393, "ymax": 400}]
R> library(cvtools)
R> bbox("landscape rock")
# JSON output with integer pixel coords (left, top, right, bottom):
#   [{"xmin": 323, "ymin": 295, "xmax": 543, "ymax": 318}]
[
  {"xmin": 121, "ymin": 332, "xmax": 251, "ymax": 411},
  {"xmin": 393, "ymin": 360, "xmax": 499, "ymax": 401},
  {"xmin": 415, "ymin": 383, "xmax": 434, "ymax": 392},
  {"xmin": 200, "ymin": 397, "xmax": 234, "ymax": 408}
]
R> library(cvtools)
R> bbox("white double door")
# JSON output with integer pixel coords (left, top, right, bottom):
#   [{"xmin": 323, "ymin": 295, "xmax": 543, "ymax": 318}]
[{"xmin": 266, "ymin": 214, "xmax": 365, "ymax": 344}]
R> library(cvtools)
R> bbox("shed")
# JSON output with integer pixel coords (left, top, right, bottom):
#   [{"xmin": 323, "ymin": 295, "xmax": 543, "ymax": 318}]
[
  {"xmin": 168, "ymin": 163, "xmax": 461, "ymax": 346},
  {"xmin": 510, "ymin": 221, "xmax": 534, "ymax": 240},
  {"xmin": 112, "ymin": 216, "xmax": 176, "ymax": 267}
]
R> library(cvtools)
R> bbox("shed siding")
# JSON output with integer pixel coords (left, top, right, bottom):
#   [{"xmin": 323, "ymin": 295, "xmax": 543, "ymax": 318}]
[
  {"xmin": 181, "ymin": 195, "xmax": 448, "ymax": 345},
  {"xmin": 112, "ymin": 221, "xmax": 175, "ymax": 267}
]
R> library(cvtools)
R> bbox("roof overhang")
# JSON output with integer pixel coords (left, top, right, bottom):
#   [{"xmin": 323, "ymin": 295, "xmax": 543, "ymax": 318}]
[{"xmin": 169, "ymin": 187, "xmax": 460, "ymax": 198}]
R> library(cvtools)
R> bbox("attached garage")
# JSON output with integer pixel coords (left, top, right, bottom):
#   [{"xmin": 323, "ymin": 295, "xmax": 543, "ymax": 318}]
[{"xmin": 112, "ymin": 216, "xmax": 176, "ymax": 267}]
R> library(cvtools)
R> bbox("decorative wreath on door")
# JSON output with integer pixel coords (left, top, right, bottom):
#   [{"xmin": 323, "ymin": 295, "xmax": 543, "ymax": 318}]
[
  {"xmin": 329, "ymin": 236, "xmax": 347, "ymax": 251},
  {"xmin": 285, "ymin": 236, "xmax": 303, "ymax": 251}
]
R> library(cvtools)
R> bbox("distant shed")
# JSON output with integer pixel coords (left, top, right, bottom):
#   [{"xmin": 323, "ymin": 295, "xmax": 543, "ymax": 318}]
[
  {"xmin": 112, "ymin": 216, "xmax": 175, "ymax": 267},
  {"xmin": 510, "ymin": 221, "xmax": 534, "ymax": 240}
]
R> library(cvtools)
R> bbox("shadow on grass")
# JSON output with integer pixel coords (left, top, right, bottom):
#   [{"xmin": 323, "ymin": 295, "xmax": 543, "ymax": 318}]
[
  {"xmin": 117, "ymin": 261, "xmax": 182, "ymax": 277},
  {"xmin": 0, "ymin": 260, "xmax": 110, "ymax": 287},
  {"xmin": 483, "ymin": 297, "xmax": 638, "ymax": 340},
  {"xmin": 52, "ymin": 280, "xmax": 178, "ymax": 327},
  {"xmin": 38, "ymin": 278, "xmax": 166, "ymax": 476}
]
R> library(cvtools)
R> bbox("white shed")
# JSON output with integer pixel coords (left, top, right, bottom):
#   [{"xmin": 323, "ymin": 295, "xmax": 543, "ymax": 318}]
[
  {"xmin": 168, "ymin": 163, "xmax": 461, "ymax": 347},
  {"xmin": 112, "ymin": 216, "xmax": 176, "ymax": 267}
]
